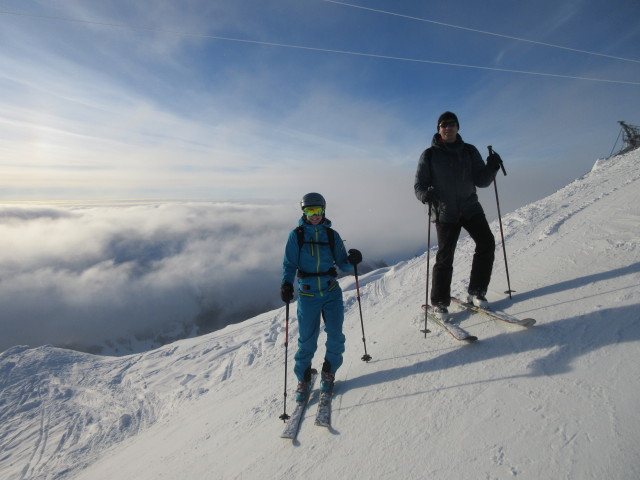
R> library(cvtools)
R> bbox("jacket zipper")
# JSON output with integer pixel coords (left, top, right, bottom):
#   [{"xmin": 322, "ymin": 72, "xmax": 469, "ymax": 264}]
[{"xmin": 314, "ymin": 228, "xmax": 324, "ymax": 296}]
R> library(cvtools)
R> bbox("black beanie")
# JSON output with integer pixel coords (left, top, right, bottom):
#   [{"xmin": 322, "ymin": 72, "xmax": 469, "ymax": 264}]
[{"xmin": 437, "ymin": 111, "xmax": 459, "ymax": 130}]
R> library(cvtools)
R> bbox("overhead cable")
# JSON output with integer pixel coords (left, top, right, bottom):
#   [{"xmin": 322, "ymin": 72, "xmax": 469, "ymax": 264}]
[
  {"xmin": 321, "ymin": 0, "xmax": 640, "ymax": 65},
  {"xmin": 1, "ymin": 10, "xmax": 638, "ymax": 86}
]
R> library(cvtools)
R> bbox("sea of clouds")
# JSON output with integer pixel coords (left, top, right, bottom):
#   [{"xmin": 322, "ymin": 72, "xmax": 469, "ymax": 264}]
[{"xmin": 0, "ymin": 201, "xmax": 424, "ymax": 354}]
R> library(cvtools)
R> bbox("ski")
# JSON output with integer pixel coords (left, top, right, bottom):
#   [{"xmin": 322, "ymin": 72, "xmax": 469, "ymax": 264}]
[
  {"xmin": 450, "ymin": 297, "xmax": 536, "ymax": 327},
  {"xmin": 280, "ymin": 370, "xmax": 318, "ymax": 440},
  {"xmin": 421, "ymin": 305, "xmax": 478, "ymax": 342},
  {"xmin": 315, "ymin": 391, "xmax": 332, "ymax": 428}
]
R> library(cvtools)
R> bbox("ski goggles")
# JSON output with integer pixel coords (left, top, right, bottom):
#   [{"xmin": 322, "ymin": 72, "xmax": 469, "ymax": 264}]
[{"xmin": 302, "ymin": 206, "xmax": 325, "ymax": 217}]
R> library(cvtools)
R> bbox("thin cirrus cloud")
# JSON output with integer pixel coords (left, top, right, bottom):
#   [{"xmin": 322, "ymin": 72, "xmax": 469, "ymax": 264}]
[{"xmin": 1, "ymin": 1, "xmax": 637, "ymax": 203}]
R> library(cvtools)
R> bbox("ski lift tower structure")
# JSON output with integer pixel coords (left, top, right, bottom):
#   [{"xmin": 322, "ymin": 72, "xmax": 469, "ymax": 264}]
[{"xmin": 610, "ymin": 121, "xmax": 640, "ymax": 157}]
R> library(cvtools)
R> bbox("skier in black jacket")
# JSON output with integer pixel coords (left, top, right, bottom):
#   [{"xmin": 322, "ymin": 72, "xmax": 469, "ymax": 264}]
[{"xmin": 414, "ymin": 111, "xmax": 502, "ymax": 318}]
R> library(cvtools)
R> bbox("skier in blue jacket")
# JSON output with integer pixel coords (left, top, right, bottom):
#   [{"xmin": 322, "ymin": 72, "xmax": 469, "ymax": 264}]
[{"xmin": 281, "ymin": 192, "xmax": 362, "ymax": 402}]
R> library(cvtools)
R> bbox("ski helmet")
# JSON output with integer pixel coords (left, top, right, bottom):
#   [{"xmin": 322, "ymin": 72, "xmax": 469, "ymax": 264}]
[{"xmin": 300, "ymin": 192, "xmax": 326, "ymax": 210}]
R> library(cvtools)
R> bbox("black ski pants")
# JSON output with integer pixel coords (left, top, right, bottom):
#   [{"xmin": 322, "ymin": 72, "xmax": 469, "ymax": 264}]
[{"xmin": 431, "ymin": 214, "xmax": 495, "ymax": 307}]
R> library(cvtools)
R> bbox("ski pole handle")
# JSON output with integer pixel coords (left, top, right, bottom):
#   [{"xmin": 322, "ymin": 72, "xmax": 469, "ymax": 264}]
[{"xmin": 487, "ymin": 145, "xmax": 507, "ymax": 176}]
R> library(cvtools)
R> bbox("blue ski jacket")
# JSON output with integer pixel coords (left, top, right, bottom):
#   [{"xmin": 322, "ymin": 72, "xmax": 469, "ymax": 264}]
[{"xmin": 281, "ymin": 217, "xmax": 353, "ymax": 296}]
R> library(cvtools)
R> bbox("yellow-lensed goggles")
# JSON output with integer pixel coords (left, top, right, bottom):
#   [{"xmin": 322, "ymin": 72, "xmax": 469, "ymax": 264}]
[{"xmin": 302, "ymin": 206, "xmax": 325, "ymax": 216}]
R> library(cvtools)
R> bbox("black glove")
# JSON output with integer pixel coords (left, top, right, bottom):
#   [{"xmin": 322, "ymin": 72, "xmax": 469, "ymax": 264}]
[
  {"xmin": 280, "ymin": 282, "xmax": 294, "ymax": 303},
  {"xmin": 420, "ymin": 187, "xmax": 434, "ymax": 205},
  {"xmin": 487, "ymin": 152, "xmax": 502, "ymax": 171},
  {"xmin": 347, "ymin": 248, "xmax": 362, "ymax": 265}
]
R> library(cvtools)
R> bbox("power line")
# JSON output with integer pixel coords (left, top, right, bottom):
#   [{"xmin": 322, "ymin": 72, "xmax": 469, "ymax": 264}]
[
  {"xmin": 321, "ymin": 0, "xmax": 640, "ymax": 65},
  {"xmin": 1, "ymin": 10, "xmax": 639, "ymax": 86}
]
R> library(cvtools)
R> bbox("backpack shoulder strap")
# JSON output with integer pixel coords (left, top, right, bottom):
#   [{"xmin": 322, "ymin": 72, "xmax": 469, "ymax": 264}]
[
  {"xmin": 295, "ymin": 225, "xmax": 336, "ymax": 259},
  {"xmin": 295, "ymin": 225, "xmax": 304, "ymax": 251},
  {"xmin": 326, "ymin": 226, "xmax": 335, "ymax": 252}
]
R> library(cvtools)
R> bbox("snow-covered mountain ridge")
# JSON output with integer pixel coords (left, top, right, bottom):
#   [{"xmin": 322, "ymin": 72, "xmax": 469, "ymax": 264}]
[{"xmin": 1, "ymin": 150, "xmax": 639, "ymax": 479}]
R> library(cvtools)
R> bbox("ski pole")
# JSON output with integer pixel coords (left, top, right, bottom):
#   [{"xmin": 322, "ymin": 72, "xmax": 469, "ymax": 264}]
[
  {"xmin": 279, "ymin": 302, "xmax": 291, "ymax": 422},
  {"xmin": 488, "ymin": 146, "xmax": 515, "ymax": 299},
  {"xmin": 422, "ymin": 201, "xmax": 432, "ymax": 337},
  {"xmin": 353, "ymin": 264, "xmax": 372, "ymax": 362}
]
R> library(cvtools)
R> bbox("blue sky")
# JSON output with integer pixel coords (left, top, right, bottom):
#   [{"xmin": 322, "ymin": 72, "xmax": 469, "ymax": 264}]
[{"xmin": 1, "ymin": 0, "xmax": 639, "ymax": 209}]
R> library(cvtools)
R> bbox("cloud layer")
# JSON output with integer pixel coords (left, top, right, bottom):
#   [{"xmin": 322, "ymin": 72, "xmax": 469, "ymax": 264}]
[
  {"xmin": 0, "ymin": 203, "xmax": 283, "ymax": 352},
  {"xmin": 0, "ymin": 200, "xmax": 428, "ymax": 354}
]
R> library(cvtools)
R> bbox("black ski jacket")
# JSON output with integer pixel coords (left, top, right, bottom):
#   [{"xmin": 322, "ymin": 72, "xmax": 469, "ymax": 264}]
[{"xmin": 414, "ymin": 133, "xmax": 497, "ymax": 224}]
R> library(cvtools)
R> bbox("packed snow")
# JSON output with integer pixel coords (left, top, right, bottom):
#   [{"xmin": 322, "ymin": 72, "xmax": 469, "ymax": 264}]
[{"xmin": 1, "ymin": 149, "xmax": 639, "ymax": 480}]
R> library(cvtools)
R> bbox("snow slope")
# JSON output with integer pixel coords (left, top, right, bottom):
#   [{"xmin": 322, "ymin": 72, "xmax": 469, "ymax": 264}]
[{"xmin": 1, "ymin": 150, "xmax": 639, "ymax": 480}]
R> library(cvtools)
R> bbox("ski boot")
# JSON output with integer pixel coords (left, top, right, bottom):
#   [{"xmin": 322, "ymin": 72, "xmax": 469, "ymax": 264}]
[
  {"xmin": 467, "ymin": 291, "xmax": 489, "ymax": 309},
  {"xmin": 320, "ymin": 371, "xmax": 335, "ymax": 394},
  {"xmin": 432, "ymin": 304, "xmax": 450, "ymax": 322}
]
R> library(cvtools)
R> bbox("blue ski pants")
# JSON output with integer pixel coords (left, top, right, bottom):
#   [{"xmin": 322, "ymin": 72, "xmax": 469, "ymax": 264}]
[{"xmin": 294, "ymin": 285, "xmax": 346, "ymax": 381}]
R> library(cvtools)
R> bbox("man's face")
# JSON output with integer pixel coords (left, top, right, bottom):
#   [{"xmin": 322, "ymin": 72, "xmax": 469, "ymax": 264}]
[{"xmin": 439, "ymin": 120, "xmax": 458, "ymax": 143}]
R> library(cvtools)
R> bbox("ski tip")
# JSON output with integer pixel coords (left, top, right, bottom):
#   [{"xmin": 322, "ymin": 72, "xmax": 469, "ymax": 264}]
[
  {"xmin": 465, "ymin": 336, "xmax": 479, "ymax": 342},
  {"xmin": 521, "ymin": 318, "xmax": 536, "ymax": 327}
]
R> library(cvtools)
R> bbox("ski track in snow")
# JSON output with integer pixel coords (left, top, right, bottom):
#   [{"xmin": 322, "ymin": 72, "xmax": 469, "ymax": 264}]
[
  {"xmin": 1, "ymin": 150, "xmax": 640, "ymax": 480},
  {"xmin": 0, "ymin": 311, "xmax": 286, "ymax": 480}
]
